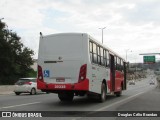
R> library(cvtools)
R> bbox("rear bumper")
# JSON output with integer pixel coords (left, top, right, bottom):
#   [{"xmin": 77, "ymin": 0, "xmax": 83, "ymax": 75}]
[
  {"xmin": 37, "ymin": 79, "xmax": 89, "ymax": 92},
  {"xmin": 14, "ymin": 85, "xmax": 32, "ymax": 93}
]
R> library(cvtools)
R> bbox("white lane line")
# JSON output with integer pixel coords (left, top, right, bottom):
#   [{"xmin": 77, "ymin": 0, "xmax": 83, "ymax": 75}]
[
  {"xmin": 72, "ymin": 92, "xmax": 145, "ymax": 120},
  {"xmin": 0, "ymin": 102, "xmax": 41, "ymax": 109},
  {"xmin": 96, "ymin": 91, "xmax": 144, "ymax": 111}
]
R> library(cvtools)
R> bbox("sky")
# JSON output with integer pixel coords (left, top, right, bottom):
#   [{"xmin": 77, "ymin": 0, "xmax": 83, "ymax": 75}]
[{"xmin": 0, "ymin": 0, "xmax": 160, "ymax": 63}]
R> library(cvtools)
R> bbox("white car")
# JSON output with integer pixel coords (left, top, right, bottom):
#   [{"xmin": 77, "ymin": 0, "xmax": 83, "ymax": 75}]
[
  {"xmin": 129, "ymin": 80, "xmax": 135, "ymax": 85},
  {"xmin": 149, "ymin": 80, "xmax": 155, "ymax": 85},
  {"xmin": 14, "ymin": 78, "xmax": 41, "ymax": 95}
]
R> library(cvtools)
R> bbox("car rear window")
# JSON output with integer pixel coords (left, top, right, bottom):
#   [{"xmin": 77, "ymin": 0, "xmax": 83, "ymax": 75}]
[
  {"xmin": 30, "ymin": 79, "xmax": 36, "ymax": 82},
  {"xmin": 15, "ymin": 78, "xmax": 36, "ymax": 85}
]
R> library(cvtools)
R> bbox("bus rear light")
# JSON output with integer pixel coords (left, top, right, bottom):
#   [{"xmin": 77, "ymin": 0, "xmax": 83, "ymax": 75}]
[
  {"xmin": 38, "ymin": 65, "xmax": 43, "ymax": 81},
  {"xmin": 78, "ymin": 64, "xmax": 87, "ymax": 82}
]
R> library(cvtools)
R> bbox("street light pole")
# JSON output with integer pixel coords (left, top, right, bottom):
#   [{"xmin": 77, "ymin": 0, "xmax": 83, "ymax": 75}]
[
  {"xmin": 126, "ymin": 49, "xmax": 129, "ymax": 62},
  {"xmin": 125, "ymin": 49, "xmax": 132, "ymax": 62},
  {"xmin": 99, "ymin": 27, "xmax": 106, "ymax": 44}
]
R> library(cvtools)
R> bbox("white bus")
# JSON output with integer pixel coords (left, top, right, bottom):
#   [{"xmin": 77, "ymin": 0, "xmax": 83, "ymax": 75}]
[{"xmin": 37, "ymin": 33, "xmax": 126, "ymax": 102}]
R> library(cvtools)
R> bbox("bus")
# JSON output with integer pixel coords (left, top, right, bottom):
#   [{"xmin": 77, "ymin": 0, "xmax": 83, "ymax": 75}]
[{"xmin": 37, "ymin": 33, "xmax": 126, "ymax": 102}]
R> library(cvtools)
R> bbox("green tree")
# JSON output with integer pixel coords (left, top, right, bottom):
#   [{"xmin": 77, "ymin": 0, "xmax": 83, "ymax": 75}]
[{"xmin": 0, "ymin": 20, "xmax": 34, "ymax": 85}]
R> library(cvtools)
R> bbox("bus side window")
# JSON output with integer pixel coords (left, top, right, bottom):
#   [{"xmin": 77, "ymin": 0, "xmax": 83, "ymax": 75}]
[
  {"xmin": 103, "ymin": 49, "xmax": 107, "ymax": 67},
  {"xmin": 93, "ymin": 43, "xmax": 97, "ymax": 64},
  {"xmin": 89, "ymin": 41, "xmax": 93, "ymax": 63},
  {"xmin": 97, "ymin": 46, "xmax": 101, "ymax": 65},
  {"xmin": 121, "ymin": 60, "xmax": 124, "ymax": 72},
  {"xmin": 117, "ymin": 57, "xmax": 120, "ymax": 71},
  {"xmin": 119, "ymin": 59, "xmax": 121, "ymax": 71},
  {"xmin": 106, "ymin": 51, "xmax": 109, "ymax": 67},
  {"xmin": 115, "ymin": 56, "xmax": 117, "ymax": 70},
  {"xmin": 116, "ymin": 57, "xmax": 120, "ymax": 70},
  {"xmin": 100, "ymin": 47, "xmax": 104, "ymax": 66}
]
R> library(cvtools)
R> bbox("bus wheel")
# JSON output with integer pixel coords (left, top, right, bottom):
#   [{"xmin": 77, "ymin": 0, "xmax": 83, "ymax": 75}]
[
  {"xmin": 58, "ymin": 92, "xmax": 74, "ymax": 102},
  {"xmin": 99, "ymin": 83, "xmax": 106, "ymax": 102}
]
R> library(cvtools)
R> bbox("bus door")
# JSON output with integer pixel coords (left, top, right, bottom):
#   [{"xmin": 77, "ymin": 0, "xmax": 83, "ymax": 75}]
[{"xmin": 110, "ymin": 54, "xmax": 115, "ymax": 92}]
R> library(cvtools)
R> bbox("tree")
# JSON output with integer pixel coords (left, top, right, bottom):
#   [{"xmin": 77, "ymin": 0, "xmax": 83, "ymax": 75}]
[{"xmin": 0, "ymin": 20, "xmax": 34, "ymax": 85}]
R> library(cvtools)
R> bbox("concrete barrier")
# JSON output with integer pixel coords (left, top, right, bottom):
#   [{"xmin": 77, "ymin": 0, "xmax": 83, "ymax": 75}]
[
  {"xmin": 0, "ymin": 85, "xmax": 16, "ymax": 95},
  {"xmin": 156, "ymin": 76, "xmax": 160, "ymax": 89}
]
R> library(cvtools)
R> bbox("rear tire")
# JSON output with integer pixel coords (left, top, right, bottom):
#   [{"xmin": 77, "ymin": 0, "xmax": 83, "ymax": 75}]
[
  {"xmin": 99, "ymin": 83, "xmax": 106, "ymax": 102},
  {"xmin": 15, "ymin": 92, "xmax": 21, "ymax": 95},
  {"xmin": 58, "ymin": 92, "xmax": 74, "ymax": 102}
]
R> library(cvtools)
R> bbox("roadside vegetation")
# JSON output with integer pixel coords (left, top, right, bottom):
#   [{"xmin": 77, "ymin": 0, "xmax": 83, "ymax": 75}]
[{"xmin": 0, "ymin": 20, "xmax": 35, "ymax": 85}]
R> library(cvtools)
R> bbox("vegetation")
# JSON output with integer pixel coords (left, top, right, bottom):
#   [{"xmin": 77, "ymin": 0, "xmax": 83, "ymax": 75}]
[{"xmin": 0, "ymin": 20, "xmax": 35, "ymax": 85}]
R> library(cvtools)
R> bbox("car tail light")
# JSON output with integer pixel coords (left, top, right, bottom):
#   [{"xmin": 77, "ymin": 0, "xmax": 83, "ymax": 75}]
[
  {"xmin": 78, "ymin": 64, "xmax": 87, "ymax": 82},
  {"xmin": 24, "ymin": 82, "xmax": 32, "ymax": 85},
  {"xmin": 38, "ymin": 65, "xmax": 43, "ymax": 81}
]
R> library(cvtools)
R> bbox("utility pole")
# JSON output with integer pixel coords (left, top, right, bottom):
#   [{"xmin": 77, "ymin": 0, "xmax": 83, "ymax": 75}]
[{"xmin": 125, "ymin": 49, "xmax": 132, "ymax": 62}]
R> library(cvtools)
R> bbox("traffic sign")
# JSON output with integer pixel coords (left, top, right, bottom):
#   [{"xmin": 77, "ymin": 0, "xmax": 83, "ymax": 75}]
[{"xmin": 143, "ymin": 56, "xmax": 155, "ymax": 64}]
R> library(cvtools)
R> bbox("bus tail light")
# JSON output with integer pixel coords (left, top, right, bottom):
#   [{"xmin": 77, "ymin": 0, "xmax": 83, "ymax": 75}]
[
  {"xmin": 38, "ymin": 65, "xmax": 43, "ymax": 81},
  {"xmin": 78, "ymin": 64, "xmax": 87, "ymax": 82}
]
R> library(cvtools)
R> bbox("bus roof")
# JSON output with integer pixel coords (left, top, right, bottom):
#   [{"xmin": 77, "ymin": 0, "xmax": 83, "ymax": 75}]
[
  {"xmin": 41, "ymin": 33, "xmax": 88, "ymax": 38},
  {"xmin": 40, "ymin": 33, "xmax": 125, "ymax": 62}
]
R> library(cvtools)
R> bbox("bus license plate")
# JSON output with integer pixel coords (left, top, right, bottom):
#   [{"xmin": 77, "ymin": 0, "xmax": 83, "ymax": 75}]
[{"xmin": 56, "ymin": 78, "xmax": 65, "ymax": 82}]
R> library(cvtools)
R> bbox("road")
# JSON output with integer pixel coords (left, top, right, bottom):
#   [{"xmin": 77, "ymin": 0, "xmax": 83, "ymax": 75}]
[{"xmin": 0, "ymin": 75, "xmax": 159, "ymax": 120}]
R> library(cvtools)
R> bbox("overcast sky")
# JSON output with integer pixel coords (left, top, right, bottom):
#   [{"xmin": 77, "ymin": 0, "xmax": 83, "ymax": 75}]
[{"xmin": 0, "ymin": 0, "xmax": 160, "ymax": 63}]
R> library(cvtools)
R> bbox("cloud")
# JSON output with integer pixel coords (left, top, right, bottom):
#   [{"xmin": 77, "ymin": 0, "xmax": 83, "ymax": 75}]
[
  {"xmin": 0, "ymin": 0, "xmax": 160, "ymax": 62},
  {"xmin": 0, "ymin": 0, "xmax": 44, "ymax": 29},
  {"xmin": 121, "ymin": 1, "xmax": 160, "ymax": 25}
]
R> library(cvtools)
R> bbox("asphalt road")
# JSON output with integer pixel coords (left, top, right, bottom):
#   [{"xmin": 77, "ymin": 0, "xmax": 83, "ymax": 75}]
[{"xmin": 0, "ymin": 75, "xmax": 159, "ymax": 120}]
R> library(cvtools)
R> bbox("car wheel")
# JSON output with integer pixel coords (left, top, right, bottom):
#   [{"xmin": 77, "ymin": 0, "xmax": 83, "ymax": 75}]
[
  {"xmin": 15, "ymin": 92, "xmax": 21, "ymax": 95},
  {"xmin": 30, "ymin": 88, "xmax": 36, "ymax": 95}
]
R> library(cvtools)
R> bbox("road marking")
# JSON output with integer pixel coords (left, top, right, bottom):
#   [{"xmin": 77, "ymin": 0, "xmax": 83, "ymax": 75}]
[
  {"xmin": 72, "ymin": 91, "xmax": 145, "ymax": 120},
  {"xmin": 96, "ymin": 91, "xmax": 144, "ymax": 111},
  {"xmin": 0, "ymin": 102, "xmax": 41, "ymax": 109}
]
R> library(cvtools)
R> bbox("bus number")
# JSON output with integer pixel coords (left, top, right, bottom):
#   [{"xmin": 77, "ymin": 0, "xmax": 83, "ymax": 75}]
[{"xmin": 54, "ymin": 85, "xmax": 66, "ymax": 89}]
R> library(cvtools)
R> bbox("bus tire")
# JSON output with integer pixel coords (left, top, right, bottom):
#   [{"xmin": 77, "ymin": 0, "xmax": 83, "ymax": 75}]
[
  {"xmin": 99, "ymin": 83, "xmax": 106, "ymax": 102},
  {"xmin": 58, "ymin": 92, "xmax": 74, "ymax": 102}
]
